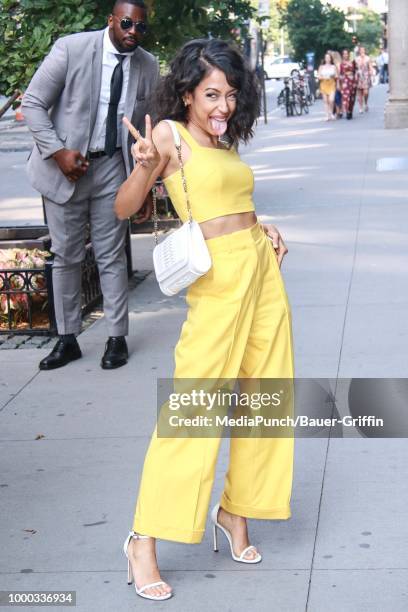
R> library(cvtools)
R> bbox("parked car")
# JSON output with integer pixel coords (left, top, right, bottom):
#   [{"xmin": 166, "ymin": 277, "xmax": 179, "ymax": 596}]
[{"xmin": 264, "ymin": 56, "xmax": 301, "ymax": 80}]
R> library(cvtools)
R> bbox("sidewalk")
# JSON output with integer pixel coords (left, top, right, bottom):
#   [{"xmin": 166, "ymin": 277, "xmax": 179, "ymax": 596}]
[
  {"xmin": 1, "ymin": 85, "xmax": 407, "ymax": 611},
  {"xmin": 0, "ymin": 98, "xmax": 43, "ymax": 226}
]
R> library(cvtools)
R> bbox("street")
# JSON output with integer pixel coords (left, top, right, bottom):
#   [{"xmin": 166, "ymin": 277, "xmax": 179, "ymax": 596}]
[{"xmin": 1, "ymin": 84, "xmax": 408, "ymax": 611}]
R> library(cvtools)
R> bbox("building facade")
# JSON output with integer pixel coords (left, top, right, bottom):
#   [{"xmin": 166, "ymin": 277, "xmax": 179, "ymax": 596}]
[{"xmin": 385, "ymin": 0, "xmax": 408, "ymax": 128}]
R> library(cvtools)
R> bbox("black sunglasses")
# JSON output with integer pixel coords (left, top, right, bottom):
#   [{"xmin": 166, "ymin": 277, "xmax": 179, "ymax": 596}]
[{"xmin": 114, "ymin": 16, "xmax": 148, "ymax": 35}]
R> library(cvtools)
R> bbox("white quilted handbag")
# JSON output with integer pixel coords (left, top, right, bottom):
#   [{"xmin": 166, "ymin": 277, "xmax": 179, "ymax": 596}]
[{"xmin": 152, "ymin": 120, "xmax": 212, "ymax": 296}]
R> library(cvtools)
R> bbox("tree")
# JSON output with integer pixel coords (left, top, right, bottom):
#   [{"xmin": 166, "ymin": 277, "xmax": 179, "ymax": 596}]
[
  {"xmin": 0, "ymin": 0, "xmax": 98, "ymax": 97},
  {"xmin": 0, "ymin": 0, "xmax": 255, "ymax": 97},
  {"xmin": 280, "ymin": 0, "xmax": 352, "ymax": 65},
  {"xmin": 133, "ymin": 0, "xmax": 255, "ymax": 64},
  {"xmin": 355, "ymin": 8, "xmax": 384, "ymax": 55}
]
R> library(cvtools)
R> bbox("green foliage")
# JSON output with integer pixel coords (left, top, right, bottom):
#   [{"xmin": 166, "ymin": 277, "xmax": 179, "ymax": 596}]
[
  {"xmin": 97, "ymin": 0, "xmax": 255, "ymax": 64},
  {"xmin": 281, "ymin": 0, "xmax": 352, "ymax": 65},
  {"xmin": 0, "ymin": 0, "xmax": 98, "ymax": 96},
  {"xmin": 356, "ymin": 8, "xmax": 383, "ymax": 55},
  {"xmin": 0, "ymin": 0, "xmax": 255, "ymax": 96}
]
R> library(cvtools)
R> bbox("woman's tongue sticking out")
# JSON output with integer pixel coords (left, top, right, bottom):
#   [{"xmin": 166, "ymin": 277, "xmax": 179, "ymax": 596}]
[{"xmin": 210, "ymin": 117, "xmax": 228, "ymax": 136}]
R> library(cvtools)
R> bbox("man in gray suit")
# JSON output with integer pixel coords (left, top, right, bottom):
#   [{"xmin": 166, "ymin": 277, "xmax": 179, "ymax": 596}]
[{"xmin": 22, "ymin": 0, "xmax": 158, "ymax": 370}]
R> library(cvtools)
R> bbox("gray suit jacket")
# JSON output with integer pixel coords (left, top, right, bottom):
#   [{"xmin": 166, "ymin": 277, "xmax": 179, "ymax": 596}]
[{"xmin": 22, "ymin": 30, "xmax": 159, "ymax": 204}]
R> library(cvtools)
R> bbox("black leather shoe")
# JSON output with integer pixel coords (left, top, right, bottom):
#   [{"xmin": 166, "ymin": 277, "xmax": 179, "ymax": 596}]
[
  {"xmin": 101, "ymin": 336, "xmax": 128, "ymax": 370},
  {"xmin": 39, "ymin": 337, "xmax": 82, "ymax": 370}
]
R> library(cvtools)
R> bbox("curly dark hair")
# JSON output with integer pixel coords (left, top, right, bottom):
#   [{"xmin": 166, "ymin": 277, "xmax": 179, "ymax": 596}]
[{"xmin": 154, "ymin": 38, "xmax": 261, "ymax": 145}]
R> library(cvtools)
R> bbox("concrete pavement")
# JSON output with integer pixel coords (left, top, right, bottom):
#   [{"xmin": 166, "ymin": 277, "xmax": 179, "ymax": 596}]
[
  {"xmin": 1, "ymin": 84, "xmax": 407, "ymax": 611},
  {"xmin": 0, "ymin": 98, "xmax": 42, "ymax": 226}
]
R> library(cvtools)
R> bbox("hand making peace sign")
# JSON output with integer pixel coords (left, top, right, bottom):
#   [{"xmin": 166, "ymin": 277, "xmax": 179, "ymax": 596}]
[{"xmin": 122, "ymin": 114, "xmax": 161, "ymax": 169}]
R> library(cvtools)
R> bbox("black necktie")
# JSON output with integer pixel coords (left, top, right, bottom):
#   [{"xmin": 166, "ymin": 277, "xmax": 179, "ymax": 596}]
[{"xmin": 105, "ymin": 55, "xmax": 125, "ymax": 157}]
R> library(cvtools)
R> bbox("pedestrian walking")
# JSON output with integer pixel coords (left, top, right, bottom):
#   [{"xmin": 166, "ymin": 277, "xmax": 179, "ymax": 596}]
[
  {"xmin": 22, "ymin": 0, "xmax": 159, "ymax": 370},
  {"xmin": 356, "ymin": 46, "xmax": 374, "ymax": 113},
  {"xmin": 334, "ymin": 88, "xmax": 343, "ymax": 119},
  {"xmin": 378, "ymin": 48, "xmax": 389, "ymax": 84},
  {"xmin": 329, "ymin": 50, "xmax": 342, "ymax": 119},
  {"xmin": 115, "ymin": 38, "xmax": 295, "ymax": 601},
  {"xmin": 339, "ymin": 49, "xmax": 357, "ymax": 120},
  {"xmin": 351, "ymin": 35, "xmax": 359, "ymax": 61},
  {"xmin": 318, "ymin": 52, "xmax": 338, "ymax": 121}
]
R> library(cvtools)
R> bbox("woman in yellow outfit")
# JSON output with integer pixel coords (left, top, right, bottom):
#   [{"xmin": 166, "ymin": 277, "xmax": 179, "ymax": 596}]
[
  {"xmin": 318, "ymin": 51, "xmax": 338, "ymax": 121},
  {"xmin": 115, "ymin": 38, "xmax": 294, "ymax": 602}
]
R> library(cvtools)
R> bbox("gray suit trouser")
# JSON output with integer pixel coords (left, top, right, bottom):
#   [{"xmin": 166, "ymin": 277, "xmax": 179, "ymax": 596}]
[{"xmin": 44, "ymin": 150, "xmax": 128, "ymax": 336}]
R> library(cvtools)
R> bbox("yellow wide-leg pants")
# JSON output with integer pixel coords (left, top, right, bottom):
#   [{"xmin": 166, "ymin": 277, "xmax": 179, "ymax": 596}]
[{"xmin": 132, "ymin": 222, "xmax": 294, "ymax": 543}]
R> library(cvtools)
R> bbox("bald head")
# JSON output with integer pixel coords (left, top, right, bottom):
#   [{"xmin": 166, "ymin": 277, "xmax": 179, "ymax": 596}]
[
  {"xmin": 112, "ymin": 0, "xmax": 146, "ymax": 12},
  {"xmin": 108, "ymin": 0, "xmax": 147, "ymax": 53}
]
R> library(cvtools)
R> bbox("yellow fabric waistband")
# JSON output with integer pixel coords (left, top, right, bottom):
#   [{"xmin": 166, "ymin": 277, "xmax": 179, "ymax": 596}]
[{"xmin": 204, "ymin": 222, "xmax": 264, "ymax": 254}]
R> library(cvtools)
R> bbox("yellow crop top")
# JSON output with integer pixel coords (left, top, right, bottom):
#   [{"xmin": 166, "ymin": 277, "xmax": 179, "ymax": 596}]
[{"xmin": 162, "ymin": 121, "xmax": 255, "ymax": 224}]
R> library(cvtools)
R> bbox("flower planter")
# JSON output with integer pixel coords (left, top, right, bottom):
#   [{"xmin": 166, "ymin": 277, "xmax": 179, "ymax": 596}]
[
  {"xmin": 0, "ymin": 226, "xmax": 102, "ymax": 336},
  {"xmin": 0, "ymin": 260, "xmax": 51, "ymax": 334}
]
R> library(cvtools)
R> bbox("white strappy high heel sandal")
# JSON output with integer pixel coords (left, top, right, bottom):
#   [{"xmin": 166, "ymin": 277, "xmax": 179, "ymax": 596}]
[
  {"xmin": 211, "ymin": 503, "xmax": 262, "ymax": 564},
  {"xmin": 123, "ymin": 532, "xmax": 173, "ymax": 601}
]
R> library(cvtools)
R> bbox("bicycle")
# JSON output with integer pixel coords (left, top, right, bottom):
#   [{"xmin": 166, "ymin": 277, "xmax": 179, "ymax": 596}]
[
  {"xmin": 291, "ymin": 68, "xmax": 316, "ymax": 106},
  {"xmin": 290, "ymin": 69, "xmax": 312, "ymax": 113},
  {"xmin": 303, "ymin": 74, "xmax": 315, "ymax": 106},
  {"xmin": 277, "ymin": 77, "xmax": 302, "ymax": 116}
]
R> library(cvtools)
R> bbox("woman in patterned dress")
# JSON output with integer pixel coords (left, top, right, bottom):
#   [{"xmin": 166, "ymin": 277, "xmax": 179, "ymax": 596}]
[
  {"xmin": 339, "ymin": 49, "xmax": 357, "ymax": 120},
  {"xmin": 356, "ymin": 46, "xmax": 374, "ymax": 114}
]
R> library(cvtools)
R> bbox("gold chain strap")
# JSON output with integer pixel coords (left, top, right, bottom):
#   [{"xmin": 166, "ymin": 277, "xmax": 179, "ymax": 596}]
[
  {"xmin": 153, "ymin": 129, "xmax": 192, "ymax": 246},
  {"xmin": 152, "ymin": 186, "xmax": 159, "ymax": 246},
  {"xmin": 175, "ymin": 143, "xmax": 193, "ymax": 224}
]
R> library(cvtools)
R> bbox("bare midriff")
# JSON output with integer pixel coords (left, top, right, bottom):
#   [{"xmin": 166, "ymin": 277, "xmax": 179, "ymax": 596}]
[{"xmin": 199, "ymin": 211, "xmax": 258, "ymax": 240}]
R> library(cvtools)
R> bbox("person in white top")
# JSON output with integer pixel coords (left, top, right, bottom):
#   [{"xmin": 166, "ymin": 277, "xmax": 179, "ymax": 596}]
[
  {"xmin": 22, "ymin": 0, "xmax": 159, "ymax": 371},
  {"xmin": 379, "ymin": 48, "xmax": 389, "ymax": 84},
  {"xmin": 318, "ymin": 52, "xmax": 338, "ymax": 121},
  {"xmin": 88, "ymin": 27, "xmax": 135, "ymax": 153}
]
